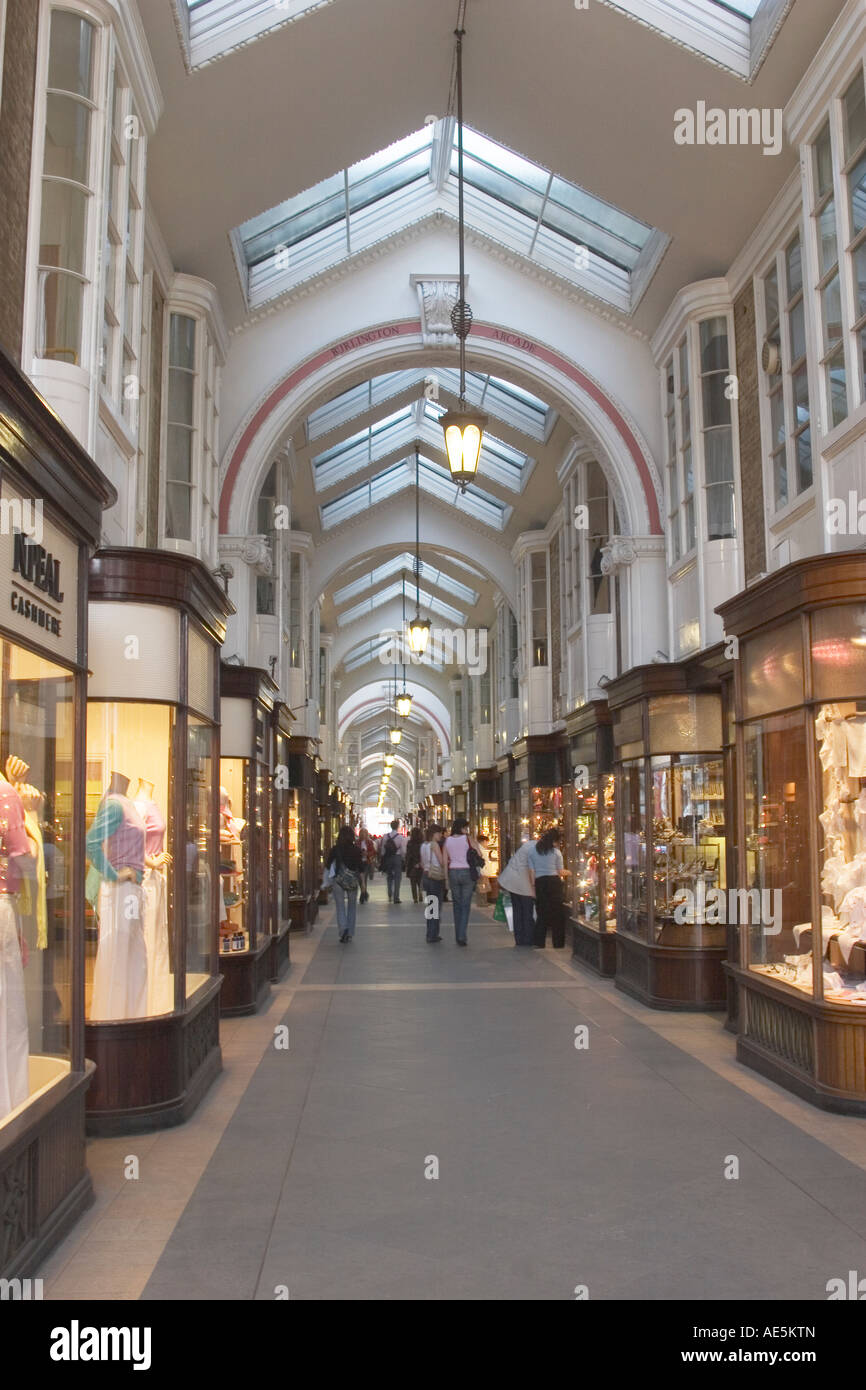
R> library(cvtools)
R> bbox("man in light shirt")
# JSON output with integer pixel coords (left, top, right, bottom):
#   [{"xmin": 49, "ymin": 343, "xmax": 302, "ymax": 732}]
[{"xmin": 381, "ymin": 819, "xmax": 408, "ymax": 903}]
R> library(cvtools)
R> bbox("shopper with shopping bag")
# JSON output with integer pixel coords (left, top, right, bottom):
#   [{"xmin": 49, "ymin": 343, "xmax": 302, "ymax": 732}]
[{"xmin": 497, "ymin": 836, "xmax": 536, "ymax": 946}]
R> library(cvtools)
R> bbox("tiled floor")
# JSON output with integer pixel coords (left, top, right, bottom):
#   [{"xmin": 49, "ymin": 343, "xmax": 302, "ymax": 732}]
[{"xmin": 38, "ymin": 882, "xmax": 866, "ymax": 1300}]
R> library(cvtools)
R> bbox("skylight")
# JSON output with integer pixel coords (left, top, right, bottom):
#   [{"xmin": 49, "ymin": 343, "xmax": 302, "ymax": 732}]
[
  {"xmin": 178, "ymin": 0, "xmax": 335, "ymax": 70},
  {"xmin": 333, "ymin": 554, "xmax": 479, "ymax": 608},
  {"xmin": 320, "ymin": 455, "xmax": 510, "ymax": 532},
  {"xmin": 311, "ymin": 400, "xmax": 531, "ymax": 495},
  {"xmin": 232, "ymin": 120, "xmax": 668, "ymax": 315},
  {"xmin": 338, "ymin": 583, "xmax": 466, "ymax": 629},
  {"xmin": 599, "ymin": 0, "xmax": 785, "ymax": 80}
]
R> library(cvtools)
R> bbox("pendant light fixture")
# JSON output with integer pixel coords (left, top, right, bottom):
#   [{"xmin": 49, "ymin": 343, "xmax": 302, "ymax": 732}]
[
  {"xmin": 388, "ymin": 669, "xmax": 403, "ymax": 745},
  {"xmin": 396, "ymin": 575, "xmax": 413, "ymax": 717},
  {"xmin": 407, "ymin": 447, "xmax": 431, "ymax": 655},
  {"xmin": 440, "ymin": 24, "xmax": 487, "ymax": 492}
]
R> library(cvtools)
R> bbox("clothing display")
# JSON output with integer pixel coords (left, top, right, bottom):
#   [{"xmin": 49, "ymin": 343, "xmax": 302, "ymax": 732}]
[
  {"xmin": 0, "ymin": 777, "xmax": 34, "ymax": 1120},
  {"xmin": 87, "ymin": 789, "xmax": 148, "ymax": 1021},
  {"xmin": 135, "ymin": 796, "xmax": 173, "ymax": 1015}
]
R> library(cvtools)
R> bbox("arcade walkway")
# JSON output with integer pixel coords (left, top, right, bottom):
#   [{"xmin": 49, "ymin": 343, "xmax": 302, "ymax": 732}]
[{"xmin": 38, "ymin": 883, "xmax": 866, "ymax": 1301}]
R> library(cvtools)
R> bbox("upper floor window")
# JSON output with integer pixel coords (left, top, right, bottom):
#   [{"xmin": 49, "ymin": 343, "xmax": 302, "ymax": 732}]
[
  {"xmin": 37, "ymin": 10, "xmax": 98, "ymax": 368},
  {"xmin": 530, "ymin": 551, "xmax": 548, "ymax": 667},
  {"xmin": 761, "ymin": 233, "xmax": 812, "ymax": 511},
  {"xmin": 454, "ymin": 689, "xmax": 463, "ymax": 751},
  {"xmin": 101, "ymin": 60, "xmax": 144, "ymax": 428},
  {"xmin": 808, "ymin": 67, "xmax": 866, "ymax": 431},
  {"xmin": 699, "ymin": 317, "xmax": 736, "ymax": 540},
  {"xmin": 665, "ymin": 338, "xmax": 695, "ymax": 564},
  {"xmin": 165, "ymin": 313, "xmax": 196, "ymax": 542}
]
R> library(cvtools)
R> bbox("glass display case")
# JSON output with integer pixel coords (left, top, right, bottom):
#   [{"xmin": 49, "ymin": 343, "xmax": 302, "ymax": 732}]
[
  {"xmin": 269, "ymin": 704, "xmax": 293, "ymax": 981},
  {"xmin": 0, "ymin": 346, "xmax": 116, "ymax": 1275},
  {"xmin": 288, "ymin": 736, "xmax": 319, "ymax": 929},
  {"xmin": 609, "ymin": 669, "xmax": 729, "ymax": 1009},
  {"xmin": 565, "ymin": 703, "xmax": 617, "ymax": 975},
  {"xmin": 721, "ymin": 556, "xmax": 866, "ymax": 1112},
  {"xmin": 84, "ymin": 552, "xmax": 227, "ymax": 1131},
  {"xmin": 218, "ymin": 665, "xmax": 277, "ymax": 1015}
]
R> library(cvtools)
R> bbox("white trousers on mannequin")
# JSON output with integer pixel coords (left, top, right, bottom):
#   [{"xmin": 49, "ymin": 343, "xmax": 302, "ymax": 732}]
[
  {"xmin": 143, "ymin": 867, "xmax": 172, "ymax": 1014},
  {"xmin": 0, "ymin": 895, "xmax": 28, "ymax": 1119},
  {"xmin": 91, "ymin": 880, "xmax": 147, "ymax": 1021}
]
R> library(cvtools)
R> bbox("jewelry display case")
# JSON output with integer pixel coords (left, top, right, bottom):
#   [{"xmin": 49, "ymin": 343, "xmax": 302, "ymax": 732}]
[
  {"xmin": 218, "ymin": 665, "xmax": 277, "ymax": 1016},
  {"xmin": 564, "ymin": 702, "xmax": 617, "ymax": 976},
  {"xmin": 720, "ymin": 554, "xmax": 866, "ymax": 1112},
  {"xmin": 608, "ymin": 665, "xmax": 728, "ymax": 1009},
  {"xmin": 0, "ymin": 347, "xmax": 115, "ymax": 1275},
  {"xmin": 85, "ymin": 549, "xmax": 229, "ymax": 1130},
  {"xmin": 469, "ymin": 770, "xmax": 500, "ymax": 892}
]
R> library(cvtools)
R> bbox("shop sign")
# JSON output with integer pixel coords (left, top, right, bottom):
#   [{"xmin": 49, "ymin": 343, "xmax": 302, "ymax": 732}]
[{"xmin": 0, "ymin": 480, "xmax": 78, "ymax": 664}]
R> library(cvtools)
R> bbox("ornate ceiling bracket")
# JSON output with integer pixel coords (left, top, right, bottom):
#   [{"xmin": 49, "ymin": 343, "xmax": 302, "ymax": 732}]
[{"xmin": 410, "ymin": 274, "xmax": 465, "ymax": 348}]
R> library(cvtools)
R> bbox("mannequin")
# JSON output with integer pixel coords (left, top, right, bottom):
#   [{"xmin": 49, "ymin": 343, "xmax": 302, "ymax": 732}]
[
  {"xmin": 86, "ymin": 770, "xmax": 148, "ymax": 1021},
  {"xmin": 132, "ymin": 777, "xmax": 172, "ymax": 1015},
  {"xmin": 0, "ymin": 765, "xmax": 34, "ymax": 1120}
]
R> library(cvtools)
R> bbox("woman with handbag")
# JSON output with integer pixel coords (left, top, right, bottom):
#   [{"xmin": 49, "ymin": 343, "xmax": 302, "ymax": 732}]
[
  {"xmin": 420, "ymin": 824, "xmax": 446, "ymax": 943},
  {"xmin": 326, "ymin": 825, "xmax": 363, "ymax": 943},
  {"xmin": 405, "ymin": 826, "xmax": 425, "ymax": 903},
  {"xmin": 443, "ymin": 818, "xmax": 483, "ymax": 947},
  {"xmin": 527, "ymin": 827, "xmax": 567, "ymax": 948}
]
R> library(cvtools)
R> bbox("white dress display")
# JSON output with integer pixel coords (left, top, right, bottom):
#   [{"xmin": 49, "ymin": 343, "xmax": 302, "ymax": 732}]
[
  {"xmin": 87, "ymin": 793, "xmax": 149, "ymax": 1022},
  {"xmin": 136, "ymin": 795, "xmax": 172, "ymax": 1016}
]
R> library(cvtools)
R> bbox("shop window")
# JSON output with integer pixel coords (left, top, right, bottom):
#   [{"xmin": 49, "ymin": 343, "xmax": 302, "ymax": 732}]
[
  {"xmin": 0, "ymin": 645, "xmax": 75, "ymax": 1130},
  {"xmin": 531, "ymin": 551, "xmax": 548, "ymax": 667},
  {"xmin": 165, "ymin": 313, "xmax": 196, "ymax": 541},
  {"xmin": 36, "ymin": 10, "xmax": 97, "ymax": 367},
  {"xmin": 699, "ymin": 317, "xmax": 736, "ymax": 540}
]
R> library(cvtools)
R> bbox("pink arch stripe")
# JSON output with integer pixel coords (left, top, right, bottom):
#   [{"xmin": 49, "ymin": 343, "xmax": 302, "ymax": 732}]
[{"xmin": 220, "ymin": 319, "xmax": 661, "ymax": 535}]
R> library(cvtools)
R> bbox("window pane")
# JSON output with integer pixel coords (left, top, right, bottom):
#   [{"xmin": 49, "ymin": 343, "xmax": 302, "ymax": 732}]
[
  {"xmin": 40, "ymin": 270, "xmax": 84, "ymax": 363},
  {"xmin": 682, "ymin": 444, "xmax": 693, "ymax": 498},
  {"xmin": 705, "ymin": 430, "xmax": 734, "ymax": 541},
  {"xmin": 702, "ymin": 373, "xmax": 731, "ymax": 428},
  {"xmin": 792, "ymin": 363, "xmax": 810, "ymax": 420},
  {"xmin": 699, "ymin": 317, "xmax": 728, "ymax": 372},
  {"xmin": 167, "ymin": 423, "xmax": 193, "ymax": 483},
  {"xmin": 168, "ymin": 367, "xmax": 194, "ymax": 425},
  {"xmin": 796, "ymin": 427, "xmax": 813, "ymax": 494},
  {"xmin": 40, "ymin": 180, "xmax": 88, "ymax": 273},
  {"xmin": 818, "ymin": 200, "xmax": 838, "ymax": 274},
  {"xmin": 48, "ymin": 10, "xmax": 94, "ymax": 99},
  {"xmin": 685, "ymin": 496, "xmax": 696, "ymax": 552},
  {"xmin": 853, "ymin": 240, "xmax": 866, "ymax": 320},
  {"xmin": 166, "ymin": 482, "xmax": 192, "ymax": 540},
  {"xmin": 785, "ymin": 237, "xmax": 802, "ymax": 298},
  {"xmin": 770, "ymin": 386, "xmax": 786, "ymax": 451},
  {"xmin": 844, "ymin": 71, "xmax": 866, "ymax": 160},
  {"xmin": 848, "ymin": 150, "xmax": 866, "ymax": 237},
  {"xmin": 822, "ymin": 274, "xmax": 843, "ymax": 343},
  {"xmin": 789, "ymin": 296, "xmax": 806, "ymax": 363},
  {"xmin": 43, "ymin": 94, "xmax": 90, "ymax": 184},
  {"xmin": 814, "ymin": 123, "xmax": 833, "ymax": 202},
  {"xmin": 827, "ymin": 345, "xmax": 848, "ymax": 427},
  {"xmin": 764, "ymin": 265, "xmax": 779, "ymax": 329},
  {"xmin": 774, "ymin": 448, "xmax": 788, "ymax": 510},
  {"xmin": 169, "ymin": 313, "xmax": 196, "ymax": 369}
]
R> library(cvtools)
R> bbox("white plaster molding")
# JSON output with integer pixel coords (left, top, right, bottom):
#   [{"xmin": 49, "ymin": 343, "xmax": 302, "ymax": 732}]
[
  {"xmin": 600, "ymin": 536, "xmax": 638, "ymax": 575},
  {"xmin": 410, "ymin": 275, "xmax": 463, "ymax": 348},
  {"xmin": 650, "ymin": 278, "xmax": 732, "ymax": 365},
  {"xmin": 787, "ymin": 0, "xmax": 866, "ymax": 147},
  {"xmin": 220, "ymin": 533, "xmax": 272, "ymax": 573},
  {"xmin": 169, "ymin": 273, "xmax": 230, "ymax": 364}
]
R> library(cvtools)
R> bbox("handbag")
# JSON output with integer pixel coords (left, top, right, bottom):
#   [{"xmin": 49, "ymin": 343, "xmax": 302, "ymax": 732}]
[
  {"xmin": 334, "ymin": 856, "xmax": 359, "ymax": 892},
  {"xmin": 467, "ymin": 844, "xmax": 485, "ymax": 883}
]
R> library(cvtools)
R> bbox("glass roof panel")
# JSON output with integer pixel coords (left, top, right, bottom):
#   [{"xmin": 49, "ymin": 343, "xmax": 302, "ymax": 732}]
[
  {"xmin": 320, "ymin": 455, "xmax": 508, "ymax": 531},
  {"xmin": 235, "ymin": 121, "xmax": 662, "ymax": 313},
  {"xmin": 713, "ymin": 0, "xmax": 761, "ymax": 15}
]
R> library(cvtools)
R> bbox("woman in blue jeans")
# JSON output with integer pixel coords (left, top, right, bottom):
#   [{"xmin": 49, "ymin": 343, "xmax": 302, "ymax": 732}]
[
  {"xmin": 443, "ymin": 818, "xmax": 476, "ymax": 946},
  {"xmin": 326, "ymin": 826, "xmax": 363, "ymax": 943}
]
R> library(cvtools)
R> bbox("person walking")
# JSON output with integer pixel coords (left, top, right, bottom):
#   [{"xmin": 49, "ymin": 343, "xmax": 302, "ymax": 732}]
[
  {"xmin": 380, "ymin": 819, "xmax": 407, "ymax": 903},
  {"xmin": 420, "ymin": 824, "xmax": 446, "ymax": 943},
  {"xmin": 326, "ymin": 825, "xmax": 363, "ymax": 943},
  {"xmin": 497, "ymin": 836, "xmax": 537, "ymax": 946},
  {"xmin": 527, "ymin": 827, "xmax": 567, "ymax": 948},
  {"xmin": 405, "ymin": 826, "xmax": 425, "ymax": 903},
  {"xmin": 443, "ymin": 818, "xmax": 478, "ymax": 947},
  {"xmin": 357, "ymin": 826, "xmax": 375, "ymax": 902}
]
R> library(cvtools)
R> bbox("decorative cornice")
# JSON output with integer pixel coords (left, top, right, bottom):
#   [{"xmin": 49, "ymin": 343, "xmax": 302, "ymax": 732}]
[
  {"xmin": 410, "ymin": 275, "xmax": 463, "ymax": 348},
  {"xmin": 85, "ymin": 0, "xmax": 163, "ymax": 133},
  {"xmin": 786, "ymin": 0, "xmax": 866, "ymax": 146},
  {"xmin": 219, "ymin": 533, "xmax": 272, "ymax": 573},
  {"xmin": 600, "ymin": 536, "xmax": 637, "ymax": 575}
]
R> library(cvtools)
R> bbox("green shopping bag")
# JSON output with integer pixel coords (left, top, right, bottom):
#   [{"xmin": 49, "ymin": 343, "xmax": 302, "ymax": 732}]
[{"xmin": 493, "ymin": 890, "xmax": 507, "ymax": 923}]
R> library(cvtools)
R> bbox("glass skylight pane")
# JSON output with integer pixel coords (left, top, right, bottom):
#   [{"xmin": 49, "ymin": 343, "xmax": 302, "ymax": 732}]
[
  {"xmin": 546, "ymin": 176, "xmax": 650, "ymax": 267},
  {"xmin": 242, "ymin": 173, "xmax": 344, "ymax": 264},
  {"xmin": 333, "ymin": 553, "xmax": 478, "ymax": 608},
  {"xmin": 713, "ymin": 0, "xmax": 761, "ymax": 16}
]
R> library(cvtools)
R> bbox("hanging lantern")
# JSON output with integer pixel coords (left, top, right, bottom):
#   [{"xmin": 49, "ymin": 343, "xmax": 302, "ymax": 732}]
[
  {"xmin": 407, "ymin": 613, "xmax": 431, "ymax": 654},
  {"xmin": 395, "ymin": 689, "xmax": 413, "ymax": 718},
  {"xmin": 389, "ymin": 727, "xmax": 402, "ymax": 745},
  {"xmin": 385, "ymin": 753, "xmax": 395, "ymax": 767},
  {"xmin": 440, "ymin": 406, "xmax": 487, "ymax": 492}
]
